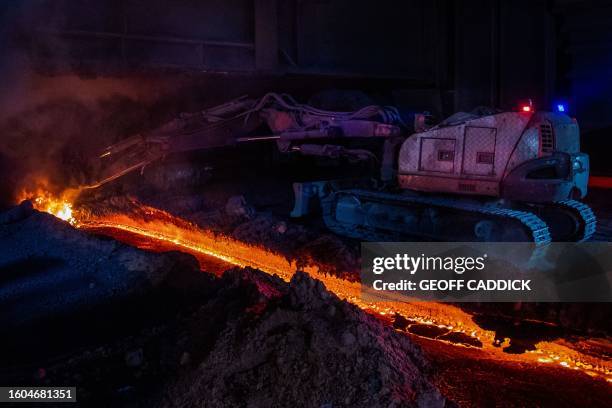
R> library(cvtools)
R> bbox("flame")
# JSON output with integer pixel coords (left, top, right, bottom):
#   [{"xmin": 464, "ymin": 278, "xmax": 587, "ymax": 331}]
[
  {"xmin": 34, "ymin": 195, "xmax": 74, "ymax": 224},
  {"xmin": 17, "ymin": 188, "xmax": 79, "ymax": 225}
]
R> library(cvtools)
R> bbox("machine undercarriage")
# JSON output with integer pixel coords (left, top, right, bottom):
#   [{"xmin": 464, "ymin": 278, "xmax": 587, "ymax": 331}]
[{"xmin": 291, "ymin": 181, "xmax": 595, "ymax": 244}]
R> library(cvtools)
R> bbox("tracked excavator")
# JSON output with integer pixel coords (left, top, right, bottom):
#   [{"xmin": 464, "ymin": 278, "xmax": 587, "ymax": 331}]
[{"xmin": 85, "ymin": 93, "xmax": 595, "ymax": 244}]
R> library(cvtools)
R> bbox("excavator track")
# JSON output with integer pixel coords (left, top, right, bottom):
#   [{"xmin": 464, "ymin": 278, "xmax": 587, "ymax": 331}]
[
  {"xmin": 526, "ymin": 199, "xmax": 596, "ymax": 242},
  {"xmin": 321, "ymin": 189, "xmax": 552, "ymax": 244},
  {"xmin": 552, "ymin": 199, "xmax": 596, "ymax": 242}
]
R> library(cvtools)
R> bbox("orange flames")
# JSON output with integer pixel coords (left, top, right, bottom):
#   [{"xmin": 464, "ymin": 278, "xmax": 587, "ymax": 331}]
[
  {"xmin": 17, "ymin": 187, "xmax": 80, "ymax": 225},
  {"xmin": 19, "ymin": 191, "xmax": 612, "ymax": 384}
]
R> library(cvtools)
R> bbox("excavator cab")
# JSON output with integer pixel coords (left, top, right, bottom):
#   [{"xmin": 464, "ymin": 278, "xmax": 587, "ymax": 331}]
[{"xmin": 501, "ymin": 112, "xmax": 588, "ymax": 202}]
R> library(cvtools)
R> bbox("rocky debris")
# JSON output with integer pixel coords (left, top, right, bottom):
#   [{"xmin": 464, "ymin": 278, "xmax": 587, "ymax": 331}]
[
  {"xmin": 273, "ymin": 220, "xmax": 287, "ymax": 234},
  {"xmin": 160, "ymin": 271, "xmax": 446, "ymax": 408},
  {"xmin": 202, "ymin": 208, "xmax": 360, "ymax": 279},
  {"xmin": 82, "ymin": 172, "xmax": 364, "ymax": 279},
  {"xmin": 0, "ymin": 203, "xmax": 199, "ymax": 329},
  {"xmin": 224, "ymin": 195, "xmax": 255, "ymax": 220}
]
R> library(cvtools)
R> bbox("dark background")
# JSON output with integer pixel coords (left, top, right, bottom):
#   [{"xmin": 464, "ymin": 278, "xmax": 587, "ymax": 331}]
[{"xmin": 0, "ymin": 0, "xmax": 611, "ymax": 187}]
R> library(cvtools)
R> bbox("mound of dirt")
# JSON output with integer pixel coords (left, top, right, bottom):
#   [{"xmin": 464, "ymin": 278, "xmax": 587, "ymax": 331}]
[{"xmin": 160, "ymin": 271, "xmax": 447, "ymax": 408}]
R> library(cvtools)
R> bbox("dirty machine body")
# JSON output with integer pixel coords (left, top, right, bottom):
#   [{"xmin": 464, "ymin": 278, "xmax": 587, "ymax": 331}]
[{"xmin": 294, "ymin": 110, "xmax": 595, "ymax": 243}]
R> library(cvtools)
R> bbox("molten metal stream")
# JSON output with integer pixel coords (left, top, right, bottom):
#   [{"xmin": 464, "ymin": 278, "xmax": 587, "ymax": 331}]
[{"xmin": 22, "ymin": 193, "xmax": 612, "ymax": 384}]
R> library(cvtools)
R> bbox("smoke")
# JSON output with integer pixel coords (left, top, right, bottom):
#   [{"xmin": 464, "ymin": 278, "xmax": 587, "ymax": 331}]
[
  {"xmin": 0, "ymin": 72, "xmax": 186, "ymax": 204},
  {"xmin": 0, "ymin": 3, "xmax": 199, "ymax": 206}
]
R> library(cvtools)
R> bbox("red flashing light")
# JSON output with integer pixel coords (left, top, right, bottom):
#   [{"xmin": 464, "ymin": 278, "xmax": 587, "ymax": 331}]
[{"xmin": 521, "ymin": 105, "xmax": 531, "ymax": 112}]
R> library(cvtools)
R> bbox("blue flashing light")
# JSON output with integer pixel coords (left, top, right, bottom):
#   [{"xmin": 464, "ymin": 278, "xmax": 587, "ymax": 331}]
[{"xmin": 557, "ymin": 103, "xmax": 566, "ymax": 113}]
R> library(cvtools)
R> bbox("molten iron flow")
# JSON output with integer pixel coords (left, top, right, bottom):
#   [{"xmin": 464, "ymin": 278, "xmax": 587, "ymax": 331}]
[{"xmin": 19, "ymin": 190, "xmax": 612, "ymax": 385}]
